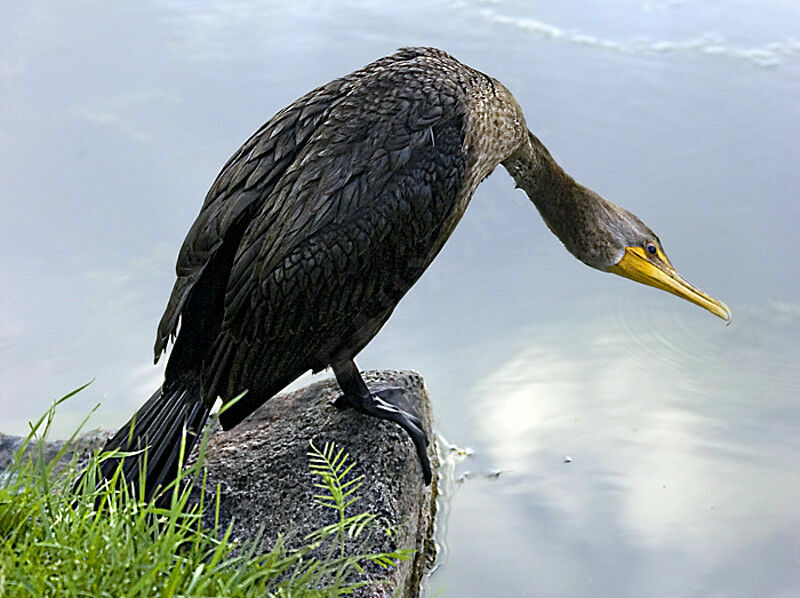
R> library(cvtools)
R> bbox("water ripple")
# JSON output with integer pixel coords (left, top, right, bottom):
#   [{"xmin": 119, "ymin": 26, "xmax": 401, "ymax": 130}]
[
  {"xmin": 599, "ymin": 295, "xmax": 800, "ymax": 397},
  {"xmin": 442, "ymin": 0, "xmax": 800, "ymax": 68}
]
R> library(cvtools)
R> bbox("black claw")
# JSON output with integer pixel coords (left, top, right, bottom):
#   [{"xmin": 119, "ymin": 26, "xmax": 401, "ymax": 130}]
[
  {"xmin": 373, "ymin": 389, "xmax": 428, "ymax": 450},
  {"xmin": 334, "ymin": 392, "xmax": 432, "ymax": 484},
  {"xmin": 373, "ymin": 387, "xmax": 425, "ymax": 430},
  {"xmin": 382, "ymin": 406, "xmax": 431, "ymax": 485},
  {"xmin": 397, "ymin": 408, "xmax": 425, "ymax": 433},
  {"xmin": 332, "ymin": 361, "xmax": 434, "ymax": 485},
  {"xmin": 406, "ymin": 424, "xmax": 432, "ymax": 484}
]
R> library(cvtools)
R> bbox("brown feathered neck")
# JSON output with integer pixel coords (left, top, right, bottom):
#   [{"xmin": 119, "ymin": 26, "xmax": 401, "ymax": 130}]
[{"xmin": 502, "ymin": 130, "xmax": 651, "ymax": 270}]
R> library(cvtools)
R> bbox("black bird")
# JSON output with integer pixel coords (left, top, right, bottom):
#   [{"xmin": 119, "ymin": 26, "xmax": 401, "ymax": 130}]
[{"xmin": 98, "ymin": 47, "xmax": 730, "ymax": 499}]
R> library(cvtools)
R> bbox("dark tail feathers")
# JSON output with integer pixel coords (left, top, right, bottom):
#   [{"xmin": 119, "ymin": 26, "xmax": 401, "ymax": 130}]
[{"xmin": 97, "ymin": 378, "xmax": 211, "ymax": 502}]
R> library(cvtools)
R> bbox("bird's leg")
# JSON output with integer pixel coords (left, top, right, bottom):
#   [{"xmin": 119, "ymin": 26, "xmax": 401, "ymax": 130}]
[{"xmin": 332, "ymin": 359, "xmax": 432, "ymax": 484}]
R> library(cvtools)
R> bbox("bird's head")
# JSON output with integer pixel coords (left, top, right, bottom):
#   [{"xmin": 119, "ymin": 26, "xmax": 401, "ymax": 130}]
[
  {"xmin": 596, "ymin": 203, "xmax": 732, "ymax": 322},
  {"xmin": 504, "ymin": 129, "xmax": 731, "ymax": 323}
]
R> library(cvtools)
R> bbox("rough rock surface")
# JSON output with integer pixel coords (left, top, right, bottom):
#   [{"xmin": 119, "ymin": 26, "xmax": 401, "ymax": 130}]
[
  {"xmin": 0, "ymin": 429, "xmax": 112, "ymax": 473},
  {"xmin": 0, "ymin": 369, "xmax": 438, "ymax": 597}
]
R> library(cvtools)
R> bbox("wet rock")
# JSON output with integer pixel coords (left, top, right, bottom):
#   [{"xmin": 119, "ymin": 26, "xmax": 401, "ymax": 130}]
[{"xmin": 1, "ymin": 370, "xmax": 439, "ymax": 597}]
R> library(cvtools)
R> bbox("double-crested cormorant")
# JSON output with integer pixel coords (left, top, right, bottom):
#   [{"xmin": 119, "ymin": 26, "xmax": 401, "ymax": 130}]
[{"xmin": 98, "ymin": 47, "xmax": 730, "ymax": 499}]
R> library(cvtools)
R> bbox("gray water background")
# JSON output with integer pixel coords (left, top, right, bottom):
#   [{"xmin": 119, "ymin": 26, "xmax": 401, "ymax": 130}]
[{"xmin": 2, "ymin": 1, "xmax": 799, "ymax": 596}]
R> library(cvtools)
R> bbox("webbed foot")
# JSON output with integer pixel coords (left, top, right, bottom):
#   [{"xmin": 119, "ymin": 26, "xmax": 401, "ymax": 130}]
[{"xmin": 332, "ymin": 363, "xmax": 432, "ymax": 485}]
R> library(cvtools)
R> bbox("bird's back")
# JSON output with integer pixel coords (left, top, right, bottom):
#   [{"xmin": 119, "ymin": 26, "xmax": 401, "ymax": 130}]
[{"xmin": 156, "ymin": 47, "xmax": 524, "ymax": 427}]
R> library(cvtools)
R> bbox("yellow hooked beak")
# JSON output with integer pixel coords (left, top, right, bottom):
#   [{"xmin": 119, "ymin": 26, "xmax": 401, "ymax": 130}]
[{"xmin": 607, "ymin": 246, "xmax": 732, "ymax": 322}]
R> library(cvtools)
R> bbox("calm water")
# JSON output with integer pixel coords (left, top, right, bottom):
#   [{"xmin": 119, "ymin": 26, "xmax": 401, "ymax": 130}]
[{"xmin": 2, "ymin": 2, "xmax": 799, "ymax": 596}]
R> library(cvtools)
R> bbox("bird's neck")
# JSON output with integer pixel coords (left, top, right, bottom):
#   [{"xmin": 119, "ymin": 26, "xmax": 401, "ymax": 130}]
[{"xmin": 502, "ymin": 130, "xmax": 611, "ymax": 268}]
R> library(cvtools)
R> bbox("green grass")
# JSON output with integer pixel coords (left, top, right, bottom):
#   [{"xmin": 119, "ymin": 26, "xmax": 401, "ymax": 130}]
[{"xmin": 0, "ymin": 387, "xmax": 412, "ymax": 597}]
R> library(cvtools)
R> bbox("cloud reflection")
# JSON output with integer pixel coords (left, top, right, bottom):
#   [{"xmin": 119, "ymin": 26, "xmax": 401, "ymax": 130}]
[{"xmin": 471, "ymin": 309, "xmax": 800, "ymax": 575}]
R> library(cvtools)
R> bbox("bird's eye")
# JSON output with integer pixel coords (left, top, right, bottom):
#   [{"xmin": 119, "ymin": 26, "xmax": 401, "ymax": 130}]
[{"xmin": 646, "ymin": 243, "xmax": 657, "ymax": 255}]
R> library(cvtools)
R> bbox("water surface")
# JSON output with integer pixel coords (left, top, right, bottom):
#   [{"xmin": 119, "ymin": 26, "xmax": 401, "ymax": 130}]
[{"xmin": 1, "ymin": 2, "xmax": 799, "ymax": 596}]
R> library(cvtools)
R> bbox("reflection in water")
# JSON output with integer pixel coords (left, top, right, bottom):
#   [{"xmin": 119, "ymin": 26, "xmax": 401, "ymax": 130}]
[{"xmin": 452, "ymin": 304, "xmax": 800, "ymax": 594}]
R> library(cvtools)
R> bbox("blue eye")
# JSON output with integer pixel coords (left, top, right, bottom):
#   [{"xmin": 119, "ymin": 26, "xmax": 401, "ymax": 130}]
[{"xmin": 647, "ymin": 244, "xmax": 657, "ymax": 255}]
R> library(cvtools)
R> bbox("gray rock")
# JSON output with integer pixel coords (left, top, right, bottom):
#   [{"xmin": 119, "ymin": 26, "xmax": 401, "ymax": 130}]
[
  {"xmin": 1, "ymin": 369, "xmax": 439, "ymax": 597},
  {"xmin": 192, "ymin": 369, "xmax": 438, "ymax": 597},
  {"xmin": 0, "ymin": 429, "xmax": 112, "ymax": 473}
]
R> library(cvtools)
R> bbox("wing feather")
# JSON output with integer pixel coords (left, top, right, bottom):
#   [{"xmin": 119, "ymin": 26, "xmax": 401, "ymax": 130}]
[
  {"xmin": 153, "ymin": 49, "xmax": 438, "ymax": 359},
  {"xmin": 209, "ymin": 64, "xmax": 469, "ymax": 413},
  {"xmin": 155, "ymin": 48, "xmax": 474, "ymax": 429}
]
